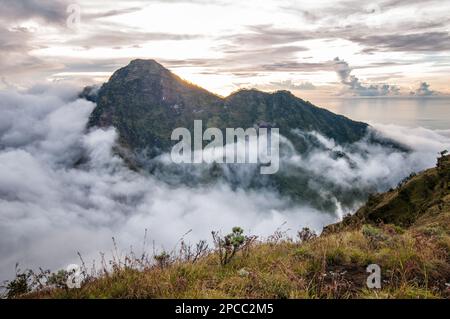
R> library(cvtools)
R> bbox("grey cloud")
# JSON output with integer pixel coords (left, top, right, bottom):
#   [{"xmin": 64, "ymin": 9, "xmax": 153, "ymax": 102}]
[
  {"xmin": 246, "ymin": 80, "xmax": 316, "ymax": 92},
  {"xmin": 0, "ymin": 84, "xmax": 448, "ymax": 283},
  {"xmin": 258, "ymin": 61, "xmax": 332, "ymax": 72},
  {"xmin": 67, "ymin": 30, "xmax": 203, "ymax": 49},
  {"xmin": 219, "ymin": 45, "xmax": 308, "ymax": 71},
  {"xmin": 53, "ymin": 60, "xmax": 127, "ymax": 73},
  {"xmin": 221, "ymin": 44, "xmax": 307, "ymax": 56},
  {"xmin": 84, "ymin": 7, "xmax": 144, "ymax": 20},
  {"xmin": 382, "ymin": 0, "xmax": 439, "ymax": 10},
  {"xmin": 334, "ymin": 58, "xmax": 352, "ymax": 83},
  {"xmin": 240, "ymin": 25, "xmax": 450, "ymax": 54},
  {"xmin": 222, "ymin": 24, "xmax": 448, "ymax": 66},
  {"xmin": 0, "ymin": 26, "xmax": 31, "ymax": 52},
  {"xmin": 333, "ymin": 57, "xmax": 400, "ymax": 96},
  {"xmin": 0, "ymin": 0, "xmax": 203, "ymax": 82},
  {"xmin": 0, "ymin": 0, "xmax": 70, "ymax": 25},
  {"xmin": 223, "ymin": 24, "xmax": 314, "ymax": 47},
  {"xmin": 0, "ymin": 26, "xmax": 64, "ymax": 80},
  {"xmin": 0, "ymin": 85, "xmax": 333, "ymax": 281},
  {"xmin": 410, "ymin": 82, "xmax": 438, "ymax": 96},
  {"xmin": 353, "ymin": 61, "xmax": 416, "ymax": 69},
  {"xmin": 280, "ymin": 1, "xmax": 368, "ymax": 23},
  {"xmin": 151, "ymin": 0, "xmax": 230, "ymax": 3},
  {"xmin": 282, "ymin": 0, "xmax": 447, "ymax": 30},
  {"xmin": 248, "ymin": 80, "xmax": 316, "ymax": 91},
  {"xmin": 365, "ymin": 73, "xmax": 405, "ymax": 82},
  {"xmin": 156, "ymin": 45, "xmax": 310, "ymax": 74},
  {"xmin": 278, "ymin": 1, "xmax": 450, "ymax": 53},
  {"xmin": 159, "ymin": 58, "xmax": 217, "ymax": 68},
  {"xmin": 267, "ymin": 80, "xmax": 316, "ymax": 91},
  {"xmin": 355, "ymin": 32, "xmax": 450, "ymax": 53}
]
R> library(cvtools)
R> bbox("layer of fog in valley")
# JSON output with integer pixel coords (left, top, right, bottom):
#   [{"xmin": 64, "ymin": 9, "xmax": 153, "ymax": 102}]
[{"xmin": 0, "ymin": 85, "xmax": 449, "ymax": 281}]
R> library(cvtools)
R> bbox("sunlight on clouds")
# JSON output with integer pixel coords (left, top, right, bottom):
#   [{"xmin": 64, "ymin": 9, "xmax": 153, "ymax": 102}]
[
  {"xmin": 107, "ymin": 1, "xmax": 301, "ymax": 35},
  {"xmin": 1, "ymin": 0, "xmax": 449, "ymax": 95},
  {"xmin": 34, "ymin": 38, "xmax": 218, "ymax": 60},
  {"xmin": 172, "ymin": 67, "xmax": 237, "ymax": 97}
]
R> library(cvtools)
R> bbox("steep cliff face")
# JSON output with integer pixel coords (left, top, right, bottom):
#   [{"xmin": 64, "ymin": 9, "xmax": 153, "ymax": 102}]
[{"xmin": 88, "ymin": 59, "xmax": 369, "ymax": 156}]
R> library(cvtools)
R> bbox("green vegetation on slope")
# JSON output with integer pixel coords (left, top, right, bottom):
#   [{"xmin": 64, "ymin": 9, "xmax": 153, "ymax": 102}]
[
  {"xmin": 88, "ymin": 59, "xmax": 369, "ymax": 155},
  {"xmin": 324, "ymin": 152, "xmax": 450, "ymax": 231},
  {"xmin": 85, "ymin": 59, "xmax": 399, "ymax": 212}
]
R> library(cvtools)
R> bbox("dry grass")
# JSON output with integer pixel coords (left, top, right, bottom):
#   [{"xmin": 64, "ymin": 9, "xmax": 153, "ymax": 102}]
[
  {"xmin": 5, "ymin": 155, "xmax": 449, "ymax": 299},
  {"xmin": 10, "ymin": 214, "xmax": 447, "ymax": 299}
]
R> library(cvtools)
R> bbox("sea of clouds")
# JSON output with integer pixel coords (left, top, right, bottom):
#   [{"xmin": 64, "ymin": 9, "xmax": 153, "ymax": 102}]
[{"xmin": 0, "ymin": 85, "xmax": 449, "ymax": 281}]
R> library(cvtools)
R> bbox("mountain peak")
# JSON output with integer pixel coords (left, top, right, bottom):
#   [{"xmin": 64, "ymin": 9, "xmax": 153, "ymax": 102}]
[
  {"xmin": 128, "ymin": 58, "xmax": 166, "ymax": 69},
  {"xmin": 89, "ymin": 59, "xmax": 369, "ymax": 154},
  {"xmin": 115, "ymin": 58, "xmax": 170, "ymax": 79}
]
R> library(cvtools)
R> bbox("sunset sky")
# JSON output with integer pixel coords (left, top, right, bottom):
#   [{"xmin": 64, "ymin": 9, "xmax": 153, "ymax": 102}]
[{"xmin": 1, "ymin": 0, "xmax": 449, "ymax": 98}]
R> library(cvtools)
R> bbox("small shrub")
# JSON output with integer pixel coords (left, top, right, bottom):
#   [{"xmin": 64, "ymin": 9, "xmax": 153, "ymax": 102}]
[
  {"xmin": 46, "ymin": 270, "xmax": 70, "ymax": 289},
  {"xmin": 238, "ymin": 268, "xmax": 250, "ymax": 277},
  {"xmin": 420, "ymin": 225, "xmax": 445, "ymax": 238},
  {"xmin": 154, "ymin": 251, "xmax": 171, "ymax": 268},
  {"xmin": 3, "ymin": 270, "xmax": 32, "ymax": 298},
  {"xmin": 383, "ymin": 224, "xmax": 405, "ymax": 235},
  {"xmin": 294, "ymin": 247, "xmax": 313, "ymax": 259},
  {"xmin": 393, "ymin": 225, "xmax": 405, "ymax": 235},
  {"xmin": 397, "ymin": 172, "xmax": 417, "ymax": 189},
  {"xmin": 348, "ymin": 249, "xmax": 370, "ymax": 265},
  {"xmin": 212, "ymin": 227, "xmax": 247, "ymax": 265},
  {"xmin": 362, "ymin": 224, "xmax": 380, "ymax": 237},
  {"xmin": 179, "ymin": 240, "xmax": 209, "ymax": 263},
  {"xmin": 362, "ymin": 224, "xmax": 387, "ymax": 247},
  {"xmin": 325, "ymin": 248, "xmax": 347, "ymax": 266},
  {"xmin": 297, "ymin": 227, "xmax": 317, "ymax": 243}
]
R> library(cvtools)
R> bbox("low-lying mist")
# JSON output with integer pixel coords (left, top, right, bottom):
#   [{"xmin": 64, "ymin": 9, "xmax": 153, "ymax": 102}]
[{"xmin": 0, "ymin": 85, "xmax": 449, "ymax": 281}]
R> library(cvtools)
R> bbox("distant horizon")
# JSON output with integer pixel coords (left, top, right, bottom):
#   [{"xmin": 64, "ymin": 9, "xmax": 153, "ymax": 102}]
[{"xmin": 40, "ymin": 58, "xmax": 450, "ymax": 101}]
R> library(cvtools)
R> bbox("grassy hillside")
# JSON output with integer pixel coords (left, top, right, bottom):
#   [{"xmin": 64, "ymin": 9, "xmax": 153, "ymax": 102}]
[{"xmin": 5, "ymin": 155, "xmax": 450, "ymax": 299}]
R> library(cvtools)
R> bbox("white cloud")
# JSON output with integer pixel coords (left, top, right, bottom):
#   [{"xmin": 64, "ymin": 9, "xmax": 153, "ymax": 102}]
[
  {"xmin": 0, "ymin": 86, "xmax": 333, "ymax": 280},
  {"xmin": 0, "ymin": 84, "xmax": 449, "ymax": 282},
  {"xmin": 333, "ymin": 57, "xmax": 401, "ymax": 96},
  {"xmin": 1, "ymin": 0, "xmax": 450, "ymax": 95},
  {"xmin": 410, "ymin": 82, "xmax": 437, "ymax": 96}
]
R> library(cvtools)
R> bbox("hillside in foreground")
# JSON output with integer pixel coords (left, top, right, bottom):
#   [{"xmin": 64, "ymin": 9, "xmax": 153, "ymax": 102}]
[{"xmin": 7, "ymin": 154, "xmax": 448, "ymax": 299}]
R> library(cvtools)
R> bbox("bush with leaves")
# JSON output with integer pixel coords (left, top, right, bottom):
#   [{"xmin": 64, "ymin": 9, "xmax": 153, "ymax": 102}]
[
  {"xmin": 297, "ymin": 227, "xmax": 317, "ymax": 243},
  {"xmin": 154, "ymin": 251, "xmax": 171, "ymax": 268},
  {"xmin": 362, "ymin": 224, "xmax": 388, "ymax": 248},
  {"xmin": 179, "ymin": 240, "xmax": 209, "ymax": 263},
  {"xmin": 2, "ymin": 269, "xmax": 32, "ymax": 298},
  {"xmin": 212, "ymin": 227, "xmax": 250, "ymax": 265},
  {"xmin": 1, "ymin": 265, "xmax": 67, "ymax": 298},
  {"xmin": 46, "ymin": 270, "xmax": 71, "ymax": 289}
]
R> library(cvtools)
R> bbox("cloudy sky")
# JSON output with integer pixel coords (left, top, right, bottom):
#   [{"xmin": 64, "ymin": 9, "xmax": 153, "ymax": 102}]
[
  {"xmin": 1, "ymin": 0, "xmax": 450, "ymax": 97},
  {"xmin": 1, "ymin": 0, "xmax": 450, "ymax": 280}
]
